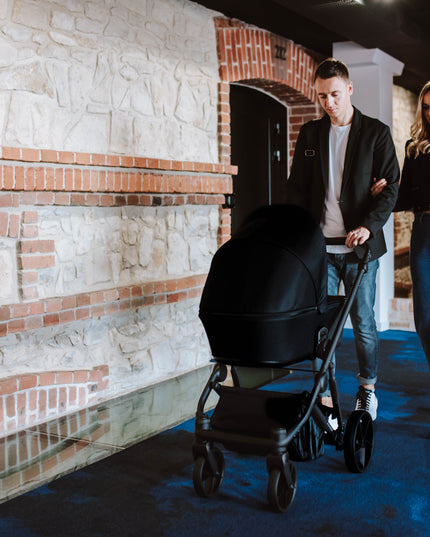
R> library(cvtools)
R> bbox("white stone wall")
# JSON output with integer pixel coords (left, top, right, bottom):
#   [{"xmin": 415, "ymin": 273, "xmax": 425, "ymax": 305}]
[
  {"xmin": 0, "ymin": 297, "xmax": 210, "ymax": 396},
  {"xmin": 0, "ymin": 0, "xmax": 219, "ymax": 162},
  {"xmin": 34, "ymin": 204, "xmax": 219, "ymax": 299},
  {"xmin": 0, "ymin": 201, "xmax": 219, "ymax": 388},
  {"xmin": 0, "ymin": 0, "xmax": 223, "ymax": 405}
]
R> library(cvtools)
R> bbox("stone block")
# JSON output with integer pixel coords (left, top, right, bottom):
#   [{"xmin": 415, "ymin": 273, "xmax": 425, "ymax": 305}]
[
  {"xmin": 49, "ymin": 31, "xmax": 77, "ymax": 47},
  {"xmin": 0, "ymin": 239, "xmax": 18, "ymax": 304},
  {"xmin": 12, "ymin": 0, "xmax": 49, "ymax": 30},
  {"xmin": 0, "ymin": 0, "xmax": 9, "ymax": 20},
  {"xmin": 75, "ymin": 16, "xmax": 105, "ymax": 35},
  {"xmin": 65, "ymin": 114, "xmax": 110, "ymax": 154},
  {"xmin": 109, "ymin": 111, "xmax": 134, "ymax": 154},
  {"xmin": 83, "ymin": 322, "xmax": 108, "ymax": 346},
  {"xmin": 138, "ymin": 227, "xmax": 154, "ymax": 267},
  {"xmin": 50, "ymin": 10, "xmax": 75, "ymax": 32},
  {"xmin": 150, "ymin": 340, "xmax": 176, "ymax": 372},
  {"xmin": 0, "ymin": 57, "xmax": 53, "ymax": 94},
  {"xmin": 0, "ymin": 37, "xmax": 18, "ymax": 67},
  {"xmin": 104, "ymin": 18, "xmax": 134, "ymax": 41},
  {"xmin": 119, "ymin": 0, "xmax": 148, "ymax": 17}
]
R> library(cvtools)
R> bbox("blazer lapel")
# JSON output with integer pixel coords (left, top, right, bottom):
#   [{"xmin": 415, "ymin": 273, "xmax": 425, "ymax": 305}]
[
  {"xmin": 319, "ymin": 115, "xmax": 331, "ymax": 190},
  {"xmin": 342, "ymin": 107, "xmax": 361, "ymax": 191}
]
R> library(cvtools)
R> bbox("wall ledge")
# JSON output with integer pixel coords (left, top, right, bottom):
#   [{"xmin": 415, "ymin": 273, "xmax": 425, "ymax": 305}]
[{"xmin": 0, "ymin": 146, "xmax": 238, "ymax": 176}]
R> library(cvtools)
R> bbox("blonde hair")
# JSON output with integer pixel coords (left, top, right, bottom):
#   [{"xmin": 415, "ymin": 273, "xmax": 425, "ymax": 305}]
[{"xmin": 407, "ymin": 81, "xmax": 430, "ymax": 158}]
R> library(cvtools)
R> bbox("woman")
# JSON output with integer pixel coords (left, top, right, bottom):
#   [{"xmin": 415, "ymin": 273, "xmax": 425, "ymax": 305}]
[{"xmin": 394, "ymin": 80, "xmax": 430, "ymax": 368}]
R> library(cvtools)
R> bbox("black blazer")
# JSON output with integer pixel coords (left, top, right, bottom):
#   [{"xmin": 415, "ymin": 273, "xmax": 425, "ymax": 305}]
[
  {"xmin": 394, "ymin": 140, "xmax": 430, "ymax": 213},
  {"xmin": 286, "ymin": 107, "xmax": 400, "ymax": 260}
]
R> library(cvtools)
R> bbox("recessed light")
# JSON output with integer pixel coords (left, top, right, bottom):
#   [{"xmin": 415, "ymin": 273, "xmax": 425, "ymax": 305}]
[{"xmin": 317, "ymin": 1, "xmax": 365, "ymax": 8}]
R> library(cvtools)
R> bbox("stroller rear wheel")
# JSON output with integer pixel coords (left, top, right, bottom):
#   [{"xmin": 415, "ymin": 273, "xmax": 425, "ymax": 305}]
[
  {"xmin": 344, "ymin": 410, "xmax": 374, "ymax": 473},
  {"xmin": 267, "ymin": 462, "xmax": 297, "ymax": 513},
  {"xmin": 193, "ymin": 446, "xmax": 225, "ymax": 498}
]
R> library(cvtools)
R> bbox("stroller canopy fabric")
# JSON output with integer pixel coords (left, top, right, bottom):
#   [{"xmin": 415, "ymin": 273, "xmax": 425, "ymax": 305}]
[{"xmin": 200, "ymin": 204, "xmax": 328, "ymax": 318}]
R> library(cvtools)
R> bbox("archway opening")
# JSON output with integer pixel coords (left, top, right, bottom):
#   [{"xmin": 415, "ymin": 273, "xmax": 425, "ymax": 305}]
[{"xmin": 230, "ymin": 84, "xmax": 288, "ymax": 233}]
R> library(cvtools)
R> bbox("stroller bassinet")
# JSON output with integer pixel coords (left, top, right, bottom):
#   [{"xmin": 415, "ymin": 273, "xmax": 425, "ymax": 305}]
[
  {"xmin": 193, "ymin": 204, "xmax": 374, "ymax": 513},
  {"xmin": 199, "ymin": 204, "xmax": 338, "ymax": 366}
]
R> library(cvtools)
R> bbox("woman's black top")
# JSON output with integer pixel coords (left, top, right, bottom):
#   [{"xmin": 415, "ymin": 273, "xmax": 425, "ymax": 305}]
[{"xmin": 395, "ymin": 139, "xmax": 430, "ymax": 212}]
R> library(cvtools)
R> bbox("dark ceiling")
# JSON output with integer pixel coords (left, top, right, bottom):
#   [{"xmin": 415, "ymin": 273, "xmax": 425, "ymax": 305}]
[{"xmin": 193, "ymin": 0, "xmax": 430, "ymax": 95}]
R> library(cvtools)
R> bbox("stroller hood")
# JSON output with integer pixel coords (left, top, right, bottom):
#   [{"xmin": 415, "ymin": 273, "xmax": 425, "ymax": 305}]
[{"xmin": 200, "ymin": 204, "xmax": 328, "ymax": 318}]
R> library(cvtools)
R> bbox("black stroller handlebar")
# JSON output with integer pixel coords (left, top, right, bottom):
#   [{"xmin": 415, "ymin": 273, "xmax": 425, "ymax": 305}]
[
  {"xmin": 324, "ymin": 236, "xmax": 371, "ymax": 263},
  {"xmin": 324, "ymin": 236, "xmax": 348, "ymax": 246}
]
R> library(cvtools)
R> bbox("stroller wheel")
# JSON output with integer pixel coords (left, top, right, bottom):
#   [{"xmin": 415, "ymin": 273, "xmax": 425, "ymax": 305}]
[
  {"xmin": 344, "ymin": 410, "xmax": 374, "ymax": 473},
  {"xmin": 267, "ymin": 462, "xmax": 297, "ymax": 513},
  {"xmin": 193, "ymin": 447, "xmax": 225, "ymax": 498}
]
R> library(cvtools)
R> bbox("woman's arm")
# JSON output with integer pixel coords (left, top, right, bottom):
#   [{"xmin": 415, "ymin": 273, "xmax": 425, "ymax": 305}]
[{"xmin": 394, "ymin": 142, "xmax": 414, "ymax": 212}]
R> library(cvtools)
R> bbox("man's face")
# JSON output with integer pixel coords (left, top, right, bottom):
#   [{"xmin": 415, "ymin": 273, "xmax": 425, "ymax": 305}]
[{"xmin": 314, "ymin": 76, "xmax": 353, "ymax": 123}]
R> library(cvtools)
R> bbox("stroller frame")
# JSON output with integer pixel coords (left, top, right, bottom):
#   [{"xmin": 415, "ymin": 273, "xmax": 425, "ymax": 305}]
[{"xmin": 192, "ymin": 241, "xmax": 374, "ymax": 513}]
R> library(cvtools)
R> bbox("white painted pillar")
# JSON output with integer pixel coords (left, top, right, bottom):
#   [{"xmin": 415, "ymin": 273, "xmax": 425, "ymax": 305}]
[{"xmin": 333, "ymin": 41, "xmax": 404, "ymax": 331}]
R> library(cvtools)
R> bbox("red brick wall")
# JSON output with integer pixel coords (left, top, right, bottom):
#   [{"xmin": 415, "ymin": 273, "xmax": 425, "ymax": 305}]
[
  {"xmin": 0, "ymin": 366, "xmax": 109, "ymax": 435},
  {"xmin": 0, "ymin": 275, "xmax": 208, "ymax": 338}
]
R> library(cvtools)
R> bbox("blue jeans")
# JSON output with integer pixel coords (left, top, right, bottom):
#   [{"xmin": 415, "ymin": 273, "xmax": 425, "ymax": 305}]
[
  {"xmin": 410, "ymin": 213, "xmax": 430, "ymax": 368},
  {"xmin": 326, "ymin": 254, "xmax": 379, "ymax": 387}
]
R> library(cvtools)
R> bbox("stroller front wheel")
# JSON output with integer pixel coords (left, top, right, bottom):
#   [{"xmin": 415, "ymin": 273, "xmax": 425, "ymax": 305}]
[
  {"xmin": 267, "ymin": 462, "xmax": 297, "ymax": 513},
  {"xmin": 193, "ymin": 447, "xmax": 225, "ymax": 498},
  {"xmin": 344, "ymin": 410, "xmax": 374, "ymax": 473}
]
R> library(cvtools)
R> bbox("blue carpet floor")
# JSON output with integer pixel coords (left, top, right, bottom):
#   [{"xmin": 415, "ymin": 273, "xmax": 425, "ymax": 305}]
[{"xmin": 0, "ymin": 330, "xmax": 429, "ymax": 537}]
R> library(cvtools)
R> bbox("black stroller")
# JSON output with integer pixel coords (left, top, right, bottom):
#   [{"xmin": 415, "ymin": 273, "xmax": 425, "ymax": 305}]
[{"xmin": 192, "ymin": 204, "xmax": 374, "ymax": 513}]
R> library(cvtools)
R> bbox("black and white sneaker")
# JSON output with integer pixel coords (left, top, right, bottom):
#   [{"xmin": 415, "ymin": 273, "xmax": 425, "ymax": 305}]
[
  {"xmin": 319, "ymin": 402, "xmax": 338, "ymax": 431},
  {"xmin": 327, "ymin": 413, "xmax": 338, "ymax": 431},
  {"xmin": 355, "ymin": 385, "xmax": 378, "ymax": 421}
]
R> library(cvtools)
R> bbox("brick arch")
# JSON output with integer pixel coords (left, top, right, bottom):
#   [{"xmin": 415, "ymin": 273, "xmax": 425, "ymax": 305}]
[
  {"xmin": 214, "ymin": 18, "xmax": 322, "ymax": 163},
  {"xmin": 215, "ymin": 17, "xmax": 319, "ymax": 103}
]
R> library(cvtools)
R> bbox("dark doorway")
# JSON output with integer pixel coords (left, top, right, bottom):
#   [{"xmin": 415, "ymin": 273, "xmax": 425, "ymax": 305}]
[{"xmin": 230, "ymin": 84, "xmax": 288, "ymax": 233}]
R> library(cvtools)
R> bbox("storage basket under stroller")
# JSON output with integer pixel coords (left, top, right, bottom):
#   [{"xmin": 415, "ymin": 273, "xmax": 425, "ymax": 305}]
[{"xmin": 192, "ymin": 204, "xmax": 374, "ymax": 513}]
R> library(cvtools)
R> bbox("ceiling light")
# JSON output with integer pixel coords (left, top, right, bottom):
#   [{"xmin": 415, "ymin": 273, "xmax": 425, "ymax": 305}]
[{"xmin": 316, "ymin": 1, "xmax": 365, "ymax": 7}]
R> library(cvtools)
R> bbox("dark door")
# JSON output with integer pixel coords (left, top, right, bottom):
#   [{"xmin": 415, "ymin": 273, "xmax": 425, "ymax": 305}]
[{"xmin": 230, "ymin": 84, "xmax": 288, "ymax": 234}]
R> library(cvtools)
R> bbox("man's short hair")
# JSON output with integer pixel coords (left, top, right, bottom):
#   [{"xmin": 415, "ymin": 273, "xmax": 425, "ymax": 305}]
[{"xmin": 314, "ymin": 58, "xmax": 350, "ymax": 82}]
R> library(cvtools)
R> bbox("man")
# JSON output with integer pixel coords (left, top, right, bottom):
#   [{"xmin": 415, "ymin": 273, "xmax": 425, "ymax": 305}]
[{"xmin": 286, "ymin": 58, "xmax": 399, "ymax": 420}]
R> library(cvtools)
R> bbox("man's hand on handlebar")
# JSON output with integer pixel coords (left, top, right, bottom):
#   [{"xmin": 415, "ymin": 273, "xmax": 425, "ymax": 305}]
[{"xmin": 345, "ymin": 226, "xmax": 370, "ymax": 248}]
